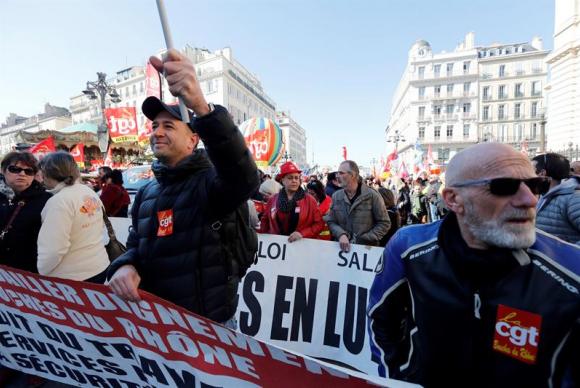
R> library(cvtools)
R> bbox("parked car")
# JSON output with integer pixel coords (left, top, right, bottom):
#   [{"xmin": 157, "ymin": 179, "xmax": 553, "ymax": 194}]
[{"xmin": 122, "ymin": 165, "xmax": 154, "ymax": 213}]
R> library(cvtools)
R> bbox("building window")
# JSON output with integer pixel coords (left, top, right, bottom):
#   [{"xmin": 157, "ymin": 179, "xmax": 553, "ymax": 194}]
[
  {"xmin": 140, "ymin": 82, "xmax": 144, "ymax": 93},
  {"xmin": 515, "ymin": 83, "xmax": 523, "ymax": 97},
  {"xmin": 498, "ymin": 85, "xmax": 506, "ymax": 99},
  {"xmin": 499, "ymin": 124, "xmax": 507, "ymax": 142},
  {"xmin": 418, "ymin": 106, "xmax": 425, "ymax": 118},
  {"xmin": 516, "ymin": 124, "xmax": 523, "ymax": 140},
  {"xmin": 483, "ymin": 86, "xmax": 490, "ymax": 100},
  {"xmin": 463, "ymin": 103, "xmax": 471, "ymax": 114},
  {"xmin": 125, "ymin": 87, "xmax": 129, "ymax": 97},
  {"xmin": 434, "ymin": 64, "xmax": 441, "ymax": 78},
  {"xmin": 531, "ymin": 123, "xmax": 538, "ymax": 139},
  {"xmin": 418, "ymin": 66, "xmax": 425, "ymax": 79},
  {"xmin": 446, "ymin": 84, "xmax": 454, "ymax": 94},
  {"xmin": 463, "ymin": 124, "xmax": 470, "ymax": 139},
  {"xmin": 463, "ymin": 61, "xmax": 470, "ymax": 74},
  {"xmin": 531, "ymin": 102, "xmax": 538, "ymax": 118},
  {"xmin": 532, "ymin": 81, "xmax": 541, "ymax": 96},
  {"xmin": 446, "ymin": 63, "xmax": 454, "ymax": 76},
  {"xmin": 498, "ymin": 104, "xmax": 506, "ymax": 119},
  {"xmin": 434, "ymin": 126, "xmax": 441, "ymax": 139},
  {"xmin": 446, "ymin": 125, "xmax": 453, "ymax": 138},
  {"xmin": 434, "ymin": 85, "xmax": 441, "ymax": 96},
  {"xmin": 483, "ymin": 106, "xmax": 490, "ymax": 120},
  {"xmin": 446, "ymin": 104, "xmax": 454, "ymax": 116},
  {"xmin": 418, "ymin": 127, "xmax": 425, "ymax": 139},
  {"xmin": 463, "ymin": 82, "xmax": 470, "ymax": 94},
  {"xmin": 132, "ymin": 85, "xmax": 137, "ymax": 96},
  {"xmin": 514, "ymin": 103, "xmax": 521, "ymax": 119},
  {"xmin": 418, "ymin": 86, "xmax": 425, "ymax": 98},
  {"xmin": 499, "ymin": 64, "xmax": 506, "ymax": 77},
  {"xmin": 434, "ymin": 105, "xmax": 441, "ymax": 117}
]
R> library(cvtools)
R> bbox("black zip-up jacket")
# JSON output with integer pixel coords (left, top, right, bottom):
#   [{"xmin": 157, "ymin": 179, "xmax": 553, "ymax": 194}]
[
  {"xmin": 107, "ymin": 105, "xmax": 259, "ymax": 322},
  {"xmin": 0, "ymin": 180, "xmax": 51, "ymax": 272},
  {"xmin": 368, "ymin": 213, "xmax": 580, "ymax": 387}
]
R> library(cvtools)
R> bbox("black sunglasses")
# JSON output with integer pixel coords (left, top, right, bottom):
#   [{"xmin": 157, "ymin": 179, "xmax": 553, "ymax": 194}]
[
  {"xmin": 451, "ymin": 177, "xmax": 551, "ymax": 196},
  {"xmin": 7, "ymin": 165, "xmax": 36, "ymax": 176}
]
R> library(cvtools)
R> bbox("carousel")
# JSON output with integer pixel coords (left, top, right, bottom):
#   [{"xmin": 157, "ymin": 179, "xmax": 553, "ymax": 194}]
[{"xmin": 20, "ymin": 123, "xmax": 146, "ymax": 170}]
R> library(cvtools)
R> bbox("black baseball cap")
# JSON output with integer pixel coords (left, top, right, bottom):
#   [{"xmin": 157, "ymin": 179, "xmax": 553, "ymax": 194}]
[{"xmin": 141, "ymin": 96, "xmax": 196, "ymax": 132}]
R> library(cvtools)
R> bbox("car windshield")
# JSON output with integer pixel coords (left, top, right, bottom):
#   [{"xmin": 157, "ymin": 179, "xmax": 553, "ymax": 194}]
[{"xmin": 122, "ymin": 166, "xmax": 154, "ymax": 191}]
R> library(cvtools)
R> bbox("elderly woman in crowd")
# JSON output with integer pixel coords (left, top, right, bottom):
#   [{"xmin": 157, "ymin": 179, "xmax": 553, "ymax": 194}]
[
  {"xmin": 0, "ymin": 152, "xmax": 51, "ymax": 272},
  {"xmin": 37, "ymin": 151, "xmax": 109, "ymax": 283},
  {"xmin": 259, "ymin": 161, "xmax": 324, "ymax": 242}
]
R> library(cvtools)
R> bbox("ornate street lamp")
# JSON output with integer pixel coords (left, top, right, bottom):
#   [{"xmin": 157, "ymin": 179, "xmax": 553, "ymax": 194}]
[
  {"xmin": 82, "ymin": 72, "xmax": 122, "ymax": 155},
  {"xmin": 387, "ymin": 129, "xmax": 406, "ymax": 151}
]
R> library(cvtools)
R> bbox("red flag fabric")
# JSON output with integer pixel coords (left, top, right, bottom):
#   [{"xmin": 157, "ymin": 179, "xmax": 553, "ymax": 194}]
[
  {"xmin": 30, "ymin": 136, "xmax": 56, "ymax": 158},
  {"xmin": 342, "ymin": 146, "xmax": 347, "ymax": 160},
  {"xmin": 70, "ymin": 143, "xmax": 85, "ymax": 168},
  {"xmin": 105, "ymin": 107, "xmax": 139, "ymax": 143},
  {"xmin": 384, "ymin": 149, "xmax": 398, "ymax": 172},
  {"xmin": 398, "ymin": 161, "xmax": 409, "ymax": 179},
  {"xmin": 140, "ymin": 62, "xmax": 162, "ymax": 145}
]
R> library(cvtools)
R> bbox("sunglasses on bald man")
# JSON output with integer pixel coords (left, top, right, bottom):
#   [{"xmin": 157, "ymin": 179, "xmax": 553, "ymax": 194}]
[{"xmin": 451, "ymin": 177, "xmax": 551, "ymax": 196}]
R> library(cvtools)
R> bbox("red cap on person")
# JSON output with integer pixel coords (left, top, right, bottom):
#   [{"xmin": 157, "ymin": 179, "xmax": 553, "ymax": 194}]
[{"xmin": 276, "ymin": 162, "xmax": 302, "ymax": 182}]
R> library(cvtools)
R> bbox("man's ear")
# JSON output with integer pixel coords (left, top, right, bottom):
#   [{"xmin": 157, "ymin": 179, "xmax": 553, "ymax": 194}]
[
  {"xmin": 189, "ymin": 133, "xmax": 200, "ymax": 150},
  {"xmin": 442, "ymin": 187, "xmax": 464, "ymax": 215}
]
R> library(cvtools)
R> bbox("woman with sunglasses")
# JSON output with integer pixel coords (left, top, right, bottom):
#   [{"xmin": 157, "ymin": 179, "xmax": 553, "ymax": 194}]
[
  {"xmin": 37, "ymin": 151, "xmax": 109, "ymax": 283},
  {"xmin": 0, "ymin": 152, "xmax": 51, "ymax": 273}
]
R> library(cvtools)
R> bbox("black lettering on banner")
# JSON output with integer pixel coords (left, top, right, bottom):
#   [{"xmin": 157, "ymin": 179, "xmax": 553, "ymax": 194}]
[
  {"xmin": 37, "ymin": 322, "xmax": 82, "ymax": 351},
  {"xmin": 97, "ymin": 359, "xmax": 127, "ymax": 376},
  {"xmin": 362, "ymin": 253, "xmax": 374, "ymax": 272},
  {"xmin": 239, "ymin": 271, "xmax": 264, "ymax": 336},
  {"xmin": 137, "ymin": 355, "xmax": 168, "ymax": 385},
  {"xmin": 165, "ymin": 364, "xmax": 196, "ymax": 387},
  {"xmin": 257, "ymin": 241, "xmax": 287, "ymax": 261},
  {"xmin": 86, "ymin": 339, "xmax": 113, "ymax": 356},
  {"xmin": 349, "ymin": 252, "xmax": 360, "ymax": 270},
  {"xmin": 337, "ymin": 251, "xmax": 348, "ymax": 267},
  {"xmin": 290, "ymin": 278, "xmax": 318, "ymax": 342},
  {"xmin": 0, "ymin": 331, "xmax": 16, "ymax": 348},
  {"xmin": 323, "ymin": 281, "xmax": 340, "ymax": 348},
  {"xmin": 64, "ymin": 307, "xmax": 113, "ymax": 332},
  {"xmin": 0, "ymin": 311, "xmax": 32, "ymax": 333},
  {"xmin": 343, "ymin": 285, "xmax": 367, "ymax": 355},
  {"xmin": 270, "ymin": 275, "xmax": 293, "ymax": 340},
  {"xmin": 12, "ymin": 353, "xmax": 32, "ymax": 368}
]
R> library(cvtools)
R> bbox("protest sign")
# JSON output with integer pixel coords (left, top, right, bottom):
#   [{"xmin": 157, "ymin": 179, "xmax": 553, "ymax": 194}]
[
  {"xmin": 105, "ymin": 107, "xmax": 139, "ymax": 143},
  {"xmin": 0, "ymin": 265, "xmax": 389, "ymax": 387},
  {"xmin": 110, "ymin": 220, "xmax": 384, "ymax": 376}
]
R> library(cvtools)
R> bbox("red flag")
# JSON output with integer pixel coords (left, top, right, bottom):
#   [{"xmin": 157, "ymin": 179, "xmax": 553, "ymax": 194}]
[
  {"xmin": 342, "ymin": 146, "xmax": 347, "ymax": 160},
  {"xmin": 140, "ymin": 62, "xmax": 162, "ymax": 145},
  {"xmin": 398, "ymin": 161, "xmax": 409, "ymax": 179},
  {"xmin": 105, "ymin": 107, "xmax": 139, "ymax": 143},
  {"xmin": 427, "ymin": 144, "xmax": 434, "ymax": 165},
  {"xmin": 384, "ymin": 149, "xmax": 398, "ymax": 172},
  {"xmin": 30, "ymin": 137, "xmax": 56, "ymax": 158},
  {"xmin": 70, "ymin": 143, "xmax": 85, "ymax": 169}
]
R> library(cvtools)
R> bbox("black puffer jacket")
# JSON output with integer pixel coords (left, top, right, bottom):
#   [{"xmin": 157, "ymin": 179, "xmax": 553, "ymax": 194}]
[
  {"xmin": 0, "ymin": 179, "xmax": 51, "ymax": 272},
  {"xmin": 108, "ymin": 105, "xmax": 259, "ymax": 322}
]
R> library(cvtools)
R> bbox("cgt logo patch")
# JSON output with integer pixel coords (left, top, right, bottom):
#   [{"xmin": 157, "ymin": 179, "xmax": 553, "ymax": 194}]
[
  {"xmin": 493, "ymin": 304, "xmax": 542, "ymax": 364},
  {"xmin": 157, "ymin": 209, "xmax": 174, "ymax": 237}
]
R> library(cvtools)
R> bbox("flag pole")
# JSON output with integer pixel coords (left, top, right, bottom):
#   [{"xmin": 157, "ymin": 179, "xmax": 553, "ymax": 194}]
[{"xmin": 155, "ymin": 0, "xmax": 190, "ymax": 123}]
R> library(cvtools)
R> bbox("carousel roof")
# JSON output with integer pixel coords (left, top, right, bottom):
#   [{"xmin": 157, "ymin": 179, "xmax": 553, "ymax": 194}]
[{"xmin": 56, "ymin": 122, "xmax": 98, "ymax": 134}]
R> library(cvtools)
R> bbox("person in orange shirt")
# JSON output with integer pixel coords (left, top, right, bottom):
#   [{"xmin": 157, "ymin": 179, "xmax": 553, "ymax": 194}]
[
  {"xmin": 259, "ymin": 162, "xmax": 324, "ymax": 242},
  {"xmin": 307, "ymin": 179, "xmax": 332, "ymax": 240}
]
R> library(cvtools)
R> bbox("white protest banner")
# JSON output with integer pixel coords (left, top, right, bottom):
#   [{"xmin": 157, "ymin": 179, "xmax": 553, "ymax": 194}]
[
  {"xmin": 110, "ymin": 219, "xmax": 385, "ymax": 377},
  {"xmin": 235, "ymin": 234, "xmax": 384, "ymax": 376},
  {"xmin": 0, "ymin": 265, "xmax": 384, "ymax": 387}
]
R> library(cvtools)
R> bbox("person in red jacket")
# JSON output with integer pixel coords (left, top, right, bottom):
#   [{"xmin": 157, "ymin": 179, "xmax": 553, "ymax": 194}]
[
  {"xmin": 306, "ymin": 179, "xmax": 332, "ymax": 240},
  {"xmin": 100, "ymin": 169, "xmax": 131, "ymax": 217},
  {"xmin": 259, "ymin": 162, "xmax": 324, "ymax": 242}
]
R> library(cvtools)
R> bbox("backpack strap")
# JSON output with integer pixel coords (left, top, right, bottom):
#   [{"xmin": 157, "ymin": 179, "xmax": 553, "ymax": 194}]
[{"xmin": 0, "ymin": 200, "xmax": 25, "ymax": 240}]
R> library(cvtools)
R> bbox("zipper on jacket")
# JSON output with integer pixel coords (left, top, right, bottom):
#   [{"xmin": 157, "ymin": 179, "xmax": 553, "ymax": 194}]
[{"xmin": 473, "ymin": 292, "xmax": 481, "ymax": 319}]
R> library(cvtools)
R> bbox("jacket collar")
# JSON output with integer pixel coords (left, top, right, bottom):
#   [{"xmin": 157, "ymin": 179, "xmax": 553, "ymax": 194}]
[{"xmin": 153, "ymin": 149, "xmax": 212, "ymax": 185}]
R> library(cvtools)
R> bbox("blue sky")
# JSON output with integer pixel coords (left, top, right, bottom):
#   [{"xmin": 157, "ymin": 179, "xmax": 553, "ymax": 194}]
[{"xmin": 0, "ymin": 0, "xmax": 554, "ymax": 167}]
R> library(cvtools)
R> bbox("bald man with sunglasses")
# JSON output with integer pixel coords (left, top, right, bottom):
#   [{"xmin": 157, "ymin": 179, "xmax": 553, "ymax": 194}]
[{"xmin": 368, "ymin": 143, "xmax": 580, "ymax": 387}]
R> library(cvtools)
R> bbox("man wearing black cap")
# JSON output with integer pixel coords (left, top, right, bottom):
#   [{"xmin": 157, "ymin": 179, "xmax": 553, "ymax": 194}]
[{"xmin": 107, "ymin": 49, "xmax": 259, "ymax": 326}]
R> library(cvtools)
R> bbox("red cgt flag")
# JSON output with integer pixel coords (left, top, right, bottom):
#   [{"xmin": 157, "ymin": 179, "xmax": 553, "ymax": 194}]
[
  {"xmin": 105, "ymin": 107, "xmax": 139, "ymax": 143},
  {"xmin": 29, "ymin": 136, "xmax": 56, "ymax": 158}
]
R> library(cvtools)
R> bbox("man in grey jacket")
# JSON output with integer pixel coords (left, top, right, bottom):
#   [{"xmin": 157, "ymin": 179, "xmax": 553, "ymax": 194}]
[
  {"xmin": 533, "ymin": 153, "xmax": 580, "ymax": 244},
  {"xmin": 324, "ymin": 160, "xmax": 390, "ymax": 251}
]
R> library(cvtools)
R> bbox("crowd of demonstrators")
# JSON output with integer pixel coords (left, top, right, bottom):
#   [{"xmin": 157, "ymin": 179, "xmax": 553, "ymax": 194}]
[
  {"xmin": 325, "ymin": 171, "xmax": 341, "ymax": 197},
  {"xmin": 368, "ymin": 142, "xmax": 579, "ymax": 387},
  {"xmin": 107, "ymin": 48, "xmax": 260, "ymax": 328},
  {"xmin": 533, "ymin": 153, "xmax": 580, "ymax": 244},
  {"xmin": 0, "ymin": 152, "xmax": 51, "ymax": 273},
  {"xmin": 259, "ymin": 161, "xmax": 324, "ymax": 242},
  {"xmin": 37, "ymin": 152, "xmax": 110, "ymax": 283},
  {"xmin": 99, "ymin": 169, "xmax": 131, "ymax": 217},
  {"xmin": 306, "ymin": 179, "xmax": 332, "ymax": 240},
  {"xmin": 324, "ymin": 160, "xmax": 390, "ymax": 252}
]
